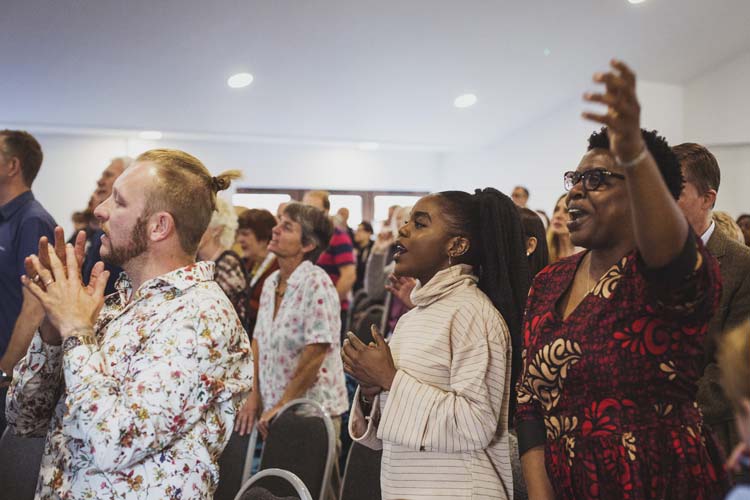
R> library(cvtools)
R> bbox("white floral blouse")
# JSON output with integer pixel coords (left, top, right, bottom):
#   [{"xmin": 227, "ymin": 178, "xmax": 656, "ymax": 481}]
[
  {"xmin": 254, "ymin": 260, "xmax": 349, "ymax": 417},
  {"xmin": 6, "ymin": 262, "xmax": 253, "ymax": 499}
]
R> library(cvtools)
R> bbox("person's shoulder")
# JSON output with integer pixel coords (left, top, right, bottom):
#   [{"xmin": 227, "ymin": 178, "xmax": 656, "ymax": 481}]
[
  {"xmin": 309, "ymin": 264, "xmax": 336, "ymax": 286},
  {"xmin": 19, "ymin": 200, "xmax": 56, "ymax": 228},
  {"xmin": 450, "ymin": 284, "xmax": 509, "ymax": 336},
  {"xmin": 330, "ymin": 227, "xmax": 353, "ymax": 245},
  {"xmin": 534, "ymin": 252, "xmax": 582, "ymax": 284},
  {"xmin": 725, "ymin": 235, "xmax": 750, "ymax": 263},
  {"xmin": 184, "ymin": 279, "xmax": 244, "ymax": 324},
  {"xmin": 216, "ymin": 249, "xmax": 242, "ymax": 265}
]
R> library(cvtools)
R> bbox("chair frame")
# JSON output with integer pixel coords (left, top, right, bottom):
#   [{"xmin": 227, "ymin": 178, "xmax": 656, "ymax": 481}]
[
  {"xmin": 240, "ymin": 427, "xmax": 259, "ymax": 485},
  {"xmin": 258, "ymin": 398, "xmax": 336, "ymax": 500},
  {"xmin": 233, "ymin": 467, "xmax": 313, "ymax": 500}
]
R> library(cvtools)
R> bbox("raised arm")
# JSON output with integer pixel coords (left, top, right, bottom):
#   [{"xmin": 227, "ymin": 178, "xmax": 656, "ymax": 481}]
[
  {"xmin": 583, "ymin": 59, "xmax": 688, "ymax": 268},
  {"xmin": 364, "ymin": 232, "xmax": 394, "ymax": 301}
]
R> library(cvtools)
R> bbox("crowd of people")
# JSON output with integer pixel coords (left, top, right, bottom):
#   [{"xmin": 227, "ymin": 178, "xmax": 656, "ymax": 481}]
[{"xmin": 1, "ymin": 59, "xmax": 749, "ymax": 500}]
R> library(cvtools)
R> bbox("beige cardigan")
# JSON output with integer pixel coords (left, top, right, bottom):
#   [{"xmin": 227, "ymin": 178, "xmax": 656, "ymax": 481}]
[{"xmin": 349, "ymin": 264, "xmax": 513, "ymax": 500}]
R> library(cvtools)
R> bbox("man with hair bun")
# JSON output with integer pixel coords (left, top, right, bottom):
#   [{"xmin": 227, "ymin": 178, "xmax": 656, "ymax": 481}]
[{"xmin": 6, "ymin": 149, "xmax": 253, "ymax": 499}]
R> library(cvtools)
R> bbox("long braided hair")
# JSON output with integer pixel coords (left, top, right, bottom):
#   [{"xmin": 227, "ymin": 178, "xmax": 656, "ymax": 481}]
[{"xmin": 437, "ymin": 188, "xmax": 531, "ymax": 417}]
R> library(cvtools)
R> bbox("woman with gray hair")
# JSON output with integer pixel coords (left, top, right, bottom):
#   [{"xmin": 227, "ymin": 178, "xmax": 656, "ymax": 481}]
[
  {"xmin": 235, "ymin": 202, "xmax": 348, "ymax": 442},
  {"xmin": 197, "ymin": 196, "xmax": 249, "ymax": 328}
]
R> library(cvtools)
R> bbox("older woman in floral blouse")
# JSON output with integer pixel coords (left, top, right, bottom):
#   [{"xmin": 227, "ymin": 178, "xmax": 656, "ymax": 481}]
[{"xmin": 235, "ymin": 202, "xmax": 348, "ymax": 437}]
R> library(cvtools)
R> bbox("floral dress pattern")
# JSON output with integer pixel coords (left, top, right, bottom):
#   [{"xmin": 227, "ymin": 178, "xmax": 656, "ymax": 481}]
[
  {"xmin": 6, "ymin": 262, "xmax": 253, "ymax": 499},
  {"xmin": 515, "ymin": 235, "xmax": 730, "ymax": 500},
  {"xmin": 214, "ymin": 250, "xmax": 249, "ymax": 329},
  {"xmin": 254, "ymin": 260, "xmax": 349, "ymax": 417}
]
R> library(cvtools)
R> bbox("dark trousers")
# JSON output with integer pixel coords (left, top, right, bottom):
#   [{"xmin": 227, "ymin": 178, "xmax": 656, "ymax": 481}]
[{"xmin": 0, "ymin": 385, "xmax": 7, "ymax": 436}]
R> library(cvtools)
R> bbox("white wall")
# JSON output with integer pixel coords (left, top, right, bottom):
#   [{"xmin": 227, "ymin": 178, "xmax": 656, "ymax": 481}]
[
  {"xmin": 685, "ymin": 50, "xmax": 750, "ymax": 146},
  {"xmin": 31, "ymin": 133, "xmax": 442, "ymax": 236},
  {"xmin": 706, "ymin": 145, "xmax": 750, "ymax": 217},
  {"xmin": 683, "ymin": 49, "xmax": 750, "ymax": 216},
  {"xmin": 438, "ymin": 80, "xmax": 685, "ymax": 215}
]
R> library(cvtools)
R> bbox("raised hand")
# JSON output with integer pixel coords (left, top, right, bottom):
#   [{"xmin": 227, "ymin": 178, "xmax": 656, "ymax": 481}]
[
  {"xmin": 373, "ymin": 230, "xmax": 395, "ymax": 254},
  {"xmin": 32, "ymin": 226, "xmax": 87, "ymax": 286},
  {"xmin": 582, "ymin": 59, "xmax": 645, "ymax": 164},
  {"xmin": 385, "ymin": 273, "xmax": 416, "ymax": 309}
]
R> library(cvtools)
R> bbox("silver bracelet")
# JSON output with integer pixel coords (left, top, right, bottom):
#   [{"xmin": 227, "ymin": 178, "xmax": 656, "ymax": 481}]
[{"xmin": 615, "ymin": 147, "xmax": 648, "ymax": 168}]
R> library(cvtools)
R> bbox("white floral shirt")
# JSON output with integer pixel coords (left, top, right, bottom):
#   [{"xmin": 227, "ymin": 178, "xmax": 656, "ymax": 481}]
[
  {"xmin": 6, "ymin": 262, "xmax": 253, "ymax": 499},
  {"xmin": 254, "ymin": 260, "xmax": 348, "ymax": 416}
]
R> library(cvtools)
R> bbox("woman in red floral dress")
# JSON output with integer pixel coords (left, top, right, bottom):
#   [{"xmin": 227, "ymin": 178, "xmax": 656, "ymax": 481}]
[{"xmin": 515, "ymin": 59, "xmax": 730, "ymax": 500}]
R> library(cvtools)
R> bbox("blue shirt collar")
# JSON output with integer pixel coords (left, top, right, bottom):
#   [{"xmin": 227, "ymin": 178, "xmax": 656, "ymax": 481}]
[{"xmin": 0, "ymin": 190, "xmax": 34, "ymax": 222}]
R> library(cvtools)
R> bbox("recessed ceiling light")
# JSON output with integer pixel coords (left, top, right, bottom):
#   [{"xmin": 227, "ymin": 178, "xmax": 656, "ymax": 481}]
[
  {"xmin": 454, "ymin": 94, "xmax": 478, "ymax": 108},
  {"xmin": 138, "ymin": 130, "xmax": 162, "ymax": 140},
  {"xmin": 227, "ymin": 72, "xmax": 254, "ymax": 89},
  {"xmin": 628, "ymin": 0, "xmax": 646, "ymax": 3},
  {"xmin": 358, "ymin": 142, "xmax": 380, "ymax": 151}
]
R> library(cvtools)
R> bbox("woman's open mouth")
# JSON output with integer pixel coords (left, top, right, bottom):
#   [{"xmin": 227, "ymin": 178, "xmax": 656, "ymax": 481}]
[
  {"xmin": 566, "ymin": 207, "xmax": 589, "ymax": 231},
  {"xmin": 393, "ymin": 242, "xmax": 408, "ymax": 261}
]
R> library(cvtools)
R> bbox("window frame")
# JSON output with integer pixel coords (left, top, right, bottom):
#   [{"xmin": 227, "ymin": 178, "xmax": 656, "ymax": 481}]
[{"xmin": 234, "ymin": 187, "xmax": 428, "ymax": 225}]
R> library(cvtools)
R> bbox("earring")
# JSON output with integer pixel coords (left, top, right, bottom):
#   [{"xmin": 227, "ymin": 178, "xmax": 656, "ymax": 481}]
[{"xmin": 448, "ymin": 254, "xmax": 453, "ymax": 267}]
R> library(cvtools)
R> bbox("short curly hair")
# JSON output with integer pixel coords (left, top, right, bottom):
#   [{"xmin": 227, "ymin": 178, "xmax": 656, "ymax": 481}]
[{"xmin": 587, "ymin": 127, "xmax": 683, "ymax": 200}]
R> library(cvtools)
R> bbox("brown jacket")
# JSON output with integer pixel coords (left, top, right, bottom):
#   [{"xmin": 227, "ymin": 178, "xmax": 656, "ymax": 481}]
[{"xmin": 697, "ymin": 226, "xmax": 750, "ymax": 454}]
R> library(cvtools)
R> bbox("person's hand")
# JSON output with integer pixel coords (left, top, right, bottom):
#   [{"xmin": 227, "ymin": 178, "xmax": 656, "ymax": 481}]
[
  {"xmin": 725, "ymin": 441, "xmax": 750, "ymax": 473},
  {"xmin": 385, "ymin": 274, "xmax": 416, "ymax": 309},
  {"xmin": 26, "ymin": 251, "xmax": 108, "ymax": 346},
  {"xmin": 22, "ymin": 243, "xmax": 109, "ymax": 337},
  {"xmin": 582, "ymin": 59, "xmax": 645, "ymax": 164},
  {"xmin": 342, "ymin": 326, "xmax": 397, "ymax": 390},
  {"xmin": 360, "ymin": 384, "xmax": 382, "ymax": 399},
  {"xmin": 33, "ymin": 227, "xmax": 87, "ymax": 283},
  {"xmin": 235, "ymin": 391, "xmax": 262, "ymax": 436},
  {"xmin": 257, "ymin": 405, "xmax": 282, "ymax": 440},
  {"xmin": 372, "ymin": 230, "xmax": 394, "ymax": 254}
]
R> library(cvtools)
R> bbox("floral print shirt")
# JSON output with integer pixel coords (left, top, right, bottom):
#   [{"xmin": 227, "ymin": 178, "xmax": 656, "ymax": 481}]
[
  {"xmin": 254, "ymin": 260, "xmax": 348, "ymax": 417},
  {"xmin": 6, "ymin": 262, "xmax": 253, "ymax": 499}
]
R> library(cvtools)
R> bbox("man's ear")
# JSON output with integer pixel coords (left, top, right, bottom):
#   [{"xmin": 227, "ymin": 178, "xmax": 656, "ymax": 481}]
[
  {"xmin": 149, "ymin": 211, "xmax": 175, "ymax": 243},
  {"xmin": 704, "ymin": 189, "xmax": 718, "ymax": 210},
  {"xmin": 6, "ymin": 156, "xmax": 22, "ymax": 180}
]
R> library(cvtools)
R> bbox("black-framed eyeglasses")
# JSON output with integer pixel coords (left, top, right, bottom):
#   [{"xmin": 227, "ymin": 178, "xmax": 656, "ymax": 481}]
[{"xmin": 563, "ymin": 168, "xmax": 625, "ymax": 192}]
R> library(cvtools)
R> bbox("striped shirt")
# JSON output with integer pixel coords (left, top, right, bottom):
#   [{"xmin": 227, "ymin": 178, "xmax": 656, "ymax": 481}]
[
  {"xmin": 316, "ymin": 227, "xmax": 355, "ymax": 310},
  {"xmin": 350, "ymin": 264, "xmax": 513, "ymax": 499}
]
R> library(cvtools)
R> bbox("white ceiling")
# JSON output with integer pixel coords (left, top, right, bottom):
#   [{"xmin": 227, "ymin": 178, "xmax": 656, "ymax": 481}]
[{"xmin": 3, "ymin": 0, "xmax": 750, "ymax": 150}]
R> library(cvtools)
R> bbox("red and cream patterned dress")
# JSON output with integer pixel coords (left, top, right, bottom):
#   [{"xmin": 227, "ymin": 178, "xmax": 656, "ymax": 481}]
[{"xmin": 515, "ymin": 235, "xmax": 730, "ymax": 500}]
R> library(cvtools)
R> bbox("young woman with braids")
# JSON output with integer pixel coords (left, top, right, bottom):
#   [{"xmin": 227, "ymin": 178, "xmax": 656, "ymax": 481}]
[
  {"xmin": 341, "ymin": 188, "xmax": 530, "ymax": 500},
  {"xmin": 516, "ymin": 60, "xmax": 730, "ymax": 500}
]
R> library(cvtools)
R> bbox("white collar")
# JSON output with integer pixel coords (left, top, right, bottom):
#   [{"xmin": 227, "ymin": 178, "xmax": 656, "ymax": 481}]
[{"xmin": 701, "ymin": 220, "xmax": 716, "ymax": 245}]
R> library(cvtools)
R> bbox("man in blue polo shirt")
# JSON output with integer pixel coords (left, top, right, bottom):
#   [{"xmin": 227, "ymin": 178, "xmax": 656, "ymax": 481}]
[{"xmin": 0, "ymin": 130, "xmax": 55, "ymax": 432}]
